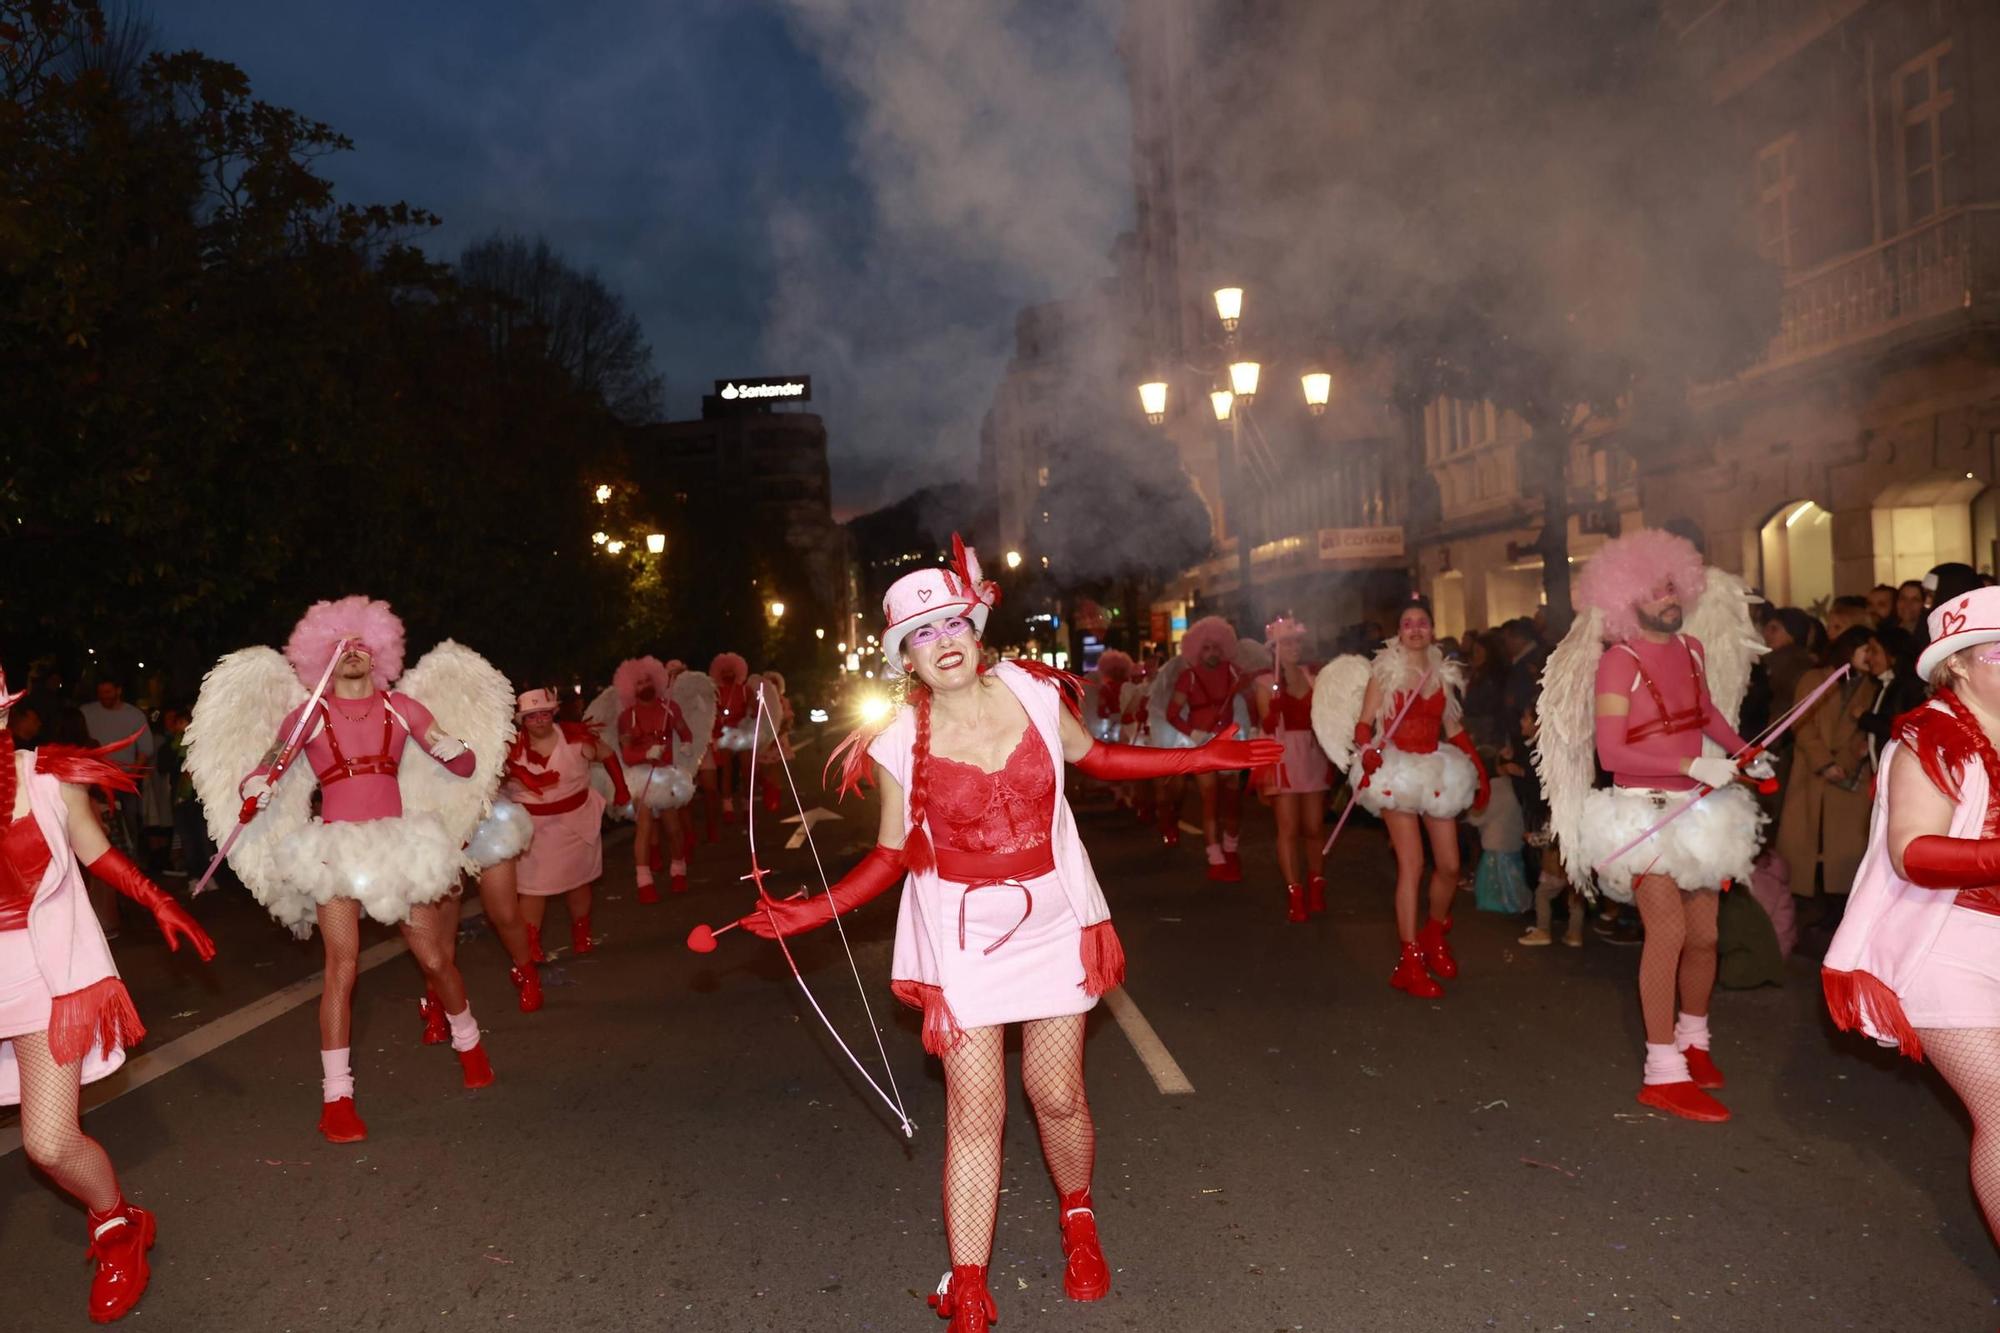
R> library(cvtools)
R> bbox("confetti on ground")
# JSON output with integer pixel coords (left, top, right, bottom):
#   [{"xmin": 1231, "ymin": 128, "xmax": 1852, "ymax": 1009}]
[
  {"xmin": 1520, "ymin": 1157, "xmax": 1577, "ymax": 1179},
  {"xmin": 1474, "ymin": 1099, "xmax": 1510, "ymax": 1112}
]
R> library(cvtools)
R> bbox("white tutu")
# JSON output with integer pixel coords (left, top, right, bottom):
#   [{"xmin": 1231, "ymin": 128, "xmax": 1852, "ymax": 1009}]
[
  {"xmin": 1088, "ymin": 713, "xmax": 1123, "ymax": 744},
  {"xmin": 631, "ymin": 763, "xmax": 695, "ymax": 811},
  {"xmin": 466, "ymin": 799, "xmax": 533, "ymax": 869},
  {"xmin": 716, "ymin": 720, "xmax": 757, "ymax": 753},
  {"xmin": 1348, "ymin": 743, "xmax": 1477, "ymax": 819},
  {"xmin": 1576, "ymin": 784, "xmax": 1764, "ymax": 903},
  {"xmin": 260, "ymin": 812, "xmax": 463, "ymax": 934}
]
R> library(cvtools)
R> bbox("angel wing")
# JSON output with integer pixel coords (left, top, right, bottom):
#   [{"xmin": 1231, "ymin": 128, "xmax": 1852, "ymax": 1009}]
[
  {"xmin": 579, "ymin": 685, "xmax": 631, "ymax": 814},
  {"xmin": 1146, "ymin": 656, "xmax": 1197, "ymax": 748},
  {"xmin": 1309, "ymin": 655, "xmax": 1372, "ymax": 770},
  {"xmin": 1686, "ymin": 567, "xmax": 1767, "ymax": 733},
  {"xmin": 672, "ymin": 670, "xmax": 718, "ymax": 780},
  {"xmin": 1533, "ymin": 608, "xmax": 1606, "ymax": 891},
  {"xmin": 394, "ymin": 641, "xmax": 513, "ymax": 858},
  {"xmin": 184, "ymin": 647, "xmax": 313, "ymax": 931}
]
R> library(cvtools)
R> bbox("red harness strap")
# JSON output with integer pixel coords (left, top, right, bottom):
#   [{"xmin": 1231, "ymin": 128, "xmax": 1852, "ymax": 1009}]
[
  {"xmin": 312, "ymin": 701, "xmax": 400, "ymax": 787},
  {"xmin": 1620, "ymin": 638, "xmax": 1707, "ymax": 743}
]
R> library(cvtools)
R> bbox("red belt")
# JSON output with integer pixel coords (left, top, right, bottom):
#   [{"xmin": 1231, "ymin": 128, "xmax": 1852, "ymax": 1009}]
[
  {"xmin": 315, "ymin": 756, "xmax": 399, "ymax": 785},
  {"xmin": 935, "ymin": 844, "xmax": 1054, "ymax": 955},
  {"xmin": 519, "ymin": 789, "xmax": 589, "ymax": 817}
]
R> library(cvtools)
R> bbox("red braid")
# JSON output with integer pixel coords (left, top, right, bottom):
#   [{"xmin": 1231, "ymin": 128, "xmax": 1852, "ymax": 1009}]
[
  {"xmin": 1938, "ymin": 687, "xmax": 2000, "ymax": 839},
  {"xmin": 902, "ymin": 684, "xmax": 936, "ymax": 872}
]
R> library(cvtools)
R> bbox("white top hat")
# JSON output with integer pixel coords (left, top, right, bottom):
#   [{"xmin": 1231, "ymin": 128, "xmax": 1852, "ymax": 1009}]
[
  {"xmin": 879, "ymin": 535, "xmax": 999, "ymax": 678},
  {"xmin": 1918, "ymin": 586, "xmax": 2000, "ymax": 682}
]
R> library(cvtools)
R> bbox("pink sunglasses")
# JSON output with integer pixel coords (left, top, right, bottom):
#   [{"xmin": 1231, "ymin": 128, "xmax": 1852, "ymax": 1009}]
[{"xmin": 908, "ymin": 617, "xmax": 974, "ymax": 648}]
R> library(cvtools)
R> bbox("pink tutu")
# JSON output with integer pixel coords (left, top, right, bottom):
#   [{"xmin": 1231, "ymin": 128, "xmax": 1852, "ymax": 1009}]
[{"xmin": 1263, "ymin": 729, "xmax": 1331, "ymax": 794}]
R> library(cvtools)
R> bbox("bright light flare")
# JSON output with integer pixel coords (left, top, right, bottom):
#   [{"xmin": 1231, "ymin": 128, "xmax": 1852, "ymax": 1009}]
[
  {"xmin": 1302, "ymin": 371, "xmax": 1332, "ymax": 415},
  {"xmin": 1210, "ymin": 389, "xmax": 1234, "ymax": 422},
  {"xmin": 1228, "ymin": 360, "xmax": 1261, "ymax": 402},
  {"xmin": 1213, "ymin": 286, "xmax": 1243, "ymax": 331},
  {"xmin": 594, "ymin": 484, "xmax": 613, "ymax": 503},
  {"xmin": 1005, "ymin": 550, "xmax": 1023, "ymax": 569},
  {"xmin": 1137, "ymin": 380, "xmax": 1168, "ymax": 424},
  {"xmin": 646, "ymin": 532, "xmax": 666, "ymax": 554}
]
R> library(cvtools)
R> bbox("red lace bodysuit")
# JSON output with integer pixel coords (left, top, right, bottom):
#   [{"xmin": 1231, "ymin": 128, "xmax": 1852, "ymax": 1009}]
[
  {"xmin": 0, "ymin": 814, "xmax": 52, "ymax": 932},
  {"xmin": 1264, "ymin": 683, "xmax": 1314, "ymax": 733},
  {"xmin": 928, "ymin": 727, "xmax": 1058, "ymax": 952},
  {"xmin": 1386, "ymin": 689, "xmax": 1447, "ymax": 754}
]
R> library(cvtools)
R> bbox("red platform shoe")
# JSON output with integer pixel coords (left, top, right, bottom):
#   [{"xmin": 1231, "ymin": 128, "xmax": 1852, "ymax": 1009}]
[
  {"xmin": 669, "ymin": 869, "xmax": 688, "ymax": 893},
  {"xmin": 571, "ymin": 915, "xmax": 594, "ymax": 956},
  {"xmin": 318, "ymin": 1097, "xmax": 367, "ymax": 1143},
  {"xmin": 510, "ymin": 962, "xmax": 543, "ymax": 1013},
  {"xmin": 1682, "ymin": 1047, "xmax": 1725, "ymax": 1090},
  {"xmin": 1416, "ymin": 917, "xmax": 1459, "ymax": 980},
  {"xmin": 85, "ymin": 1201, "xmax": 155, "ymax": 1324},
  {"xmin": 1307, "ymin": 875, "xmax": 1327, "ymax": 915},
  {"xmin": 1285, "ymin": 884, "xmax": 1309, "ymax": 924},
  {"xmin": 1059, "ymin": 1189, "xmax": 1111, "ymax": 1301},
  {"xmin": 457, "ymin": 1041, "xmax": 495, "ymax": 1089},
  {"xmin": 1637, "ymin": 1080, "xmax": 1729, "ymax": 1122},
  {"xmin": 1205, "ymin": 856, "xmax": 1241, "ymax": 883},
  {"xmin": 418, "ymin": 990, "xmax": 448, "ymax": 1046},
  {"xmin": 1390, "ymin": 941, "xmax": 1444, "ymax": 998},
  {"xmin": 929, "ymin": 1264, "xmax": 997, "ymax": 1331},
  {"xmin": 1161, "ymin": 823, "xmax": 1181, "ymax": 848},
  {"xmin": 525, "ymin": 923, "xmax": 545, "ymax": 963},
  {"xmin": 637, "ymin": 875, "xmax": 661, "ymax": 904}
]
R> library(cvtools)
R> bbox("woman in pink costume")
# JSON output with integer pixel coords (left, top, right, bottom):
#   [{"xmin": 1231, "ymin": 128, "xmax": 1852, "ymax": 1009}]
[
  {"xmin": 753, "ymin": 671, "xmax": 796, "ymax": 814},
  {"xmin": 0, "ymin": 668, "xmax": 215, "ymax": 1323},
  {"xmin": 719, "ymin": 538, "xmax": 1278, "ymax": 1332},
  {"xmin": 705, "ymin": 652, "xmax": 752, "ymax": 838},
  {"xmin": 1537, "ymin": 531, "xmax": 1767, "ymax": 1123},
  {"xmin": 503, "ymin": 689, "xmax": 628, "ymax": 960},
  {"xmin": 1163, "ymin": 616, "xmax": 1251, "ymax": 880},
  {"xmin": 614, "ymin": 657, "xmax": 692, "ymax": 900},
  {"xmin": 1254, "ymin": 617, "xmax": 1332, "ymax": 924},
  {"xmin": 1826, "ymin": 586, "xmax": 2000, "ymax": 1242}
]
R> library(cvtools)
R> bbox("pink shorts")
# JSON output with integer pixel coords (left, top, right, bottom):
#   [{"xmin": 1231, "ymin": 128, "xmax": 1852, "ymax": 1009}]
[
  {"xmin": 0, "ymin": 929, "xmax": 54, "ymax": 1040},
  {"xmin": 1901, "ymin": 907, "xmax": 2000, "ymax": 1030}
]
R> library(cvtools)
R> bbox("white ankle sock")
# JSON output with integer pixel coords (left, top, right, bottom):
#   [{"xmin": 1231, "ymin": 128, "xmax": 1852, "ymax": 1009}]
[
  {"xmin": 320, "ymin": 1047, "xmax": 354, "ymax": 1102},
  {"xmin": 446, "ymin": 1006, "xmax": 481, "ymax": 1053},
  {"xmin": 636, "ymin": 866, "xmax": 654, "ymax": 887},
  {"xmin": 1644, "ymin": 1042, "xmax": 1690, "ymax": 1085},
  {"xmin": 1206, "ymin": 843, "xmax": 1225, "ymax": 865},
  {"xmin": 670, "ymin": 859, "xmax": 686, "ymax": 874},
  {"xmin": 1674, "ymin": 1011, "xmax": 1711, "ymax": 1052},
  {"xmin": 1222, "ymin": 832, "xmax": 1239, "ymax": 853}
]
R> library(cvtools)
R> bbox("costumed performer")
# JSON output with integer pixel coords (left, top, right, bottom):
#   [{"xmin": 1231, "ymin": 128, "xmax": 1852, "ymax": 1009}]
[
  {"xmin": 705, "ymin": 652, "xmax": 753, "ymax": 838},
  {"xmin": 505, "ymin": 689, "xmax": 629, "ymax": 960},
  {"xmin": 0, "ymin": 666, "xmax": 216, "ymax": 1323},
  {"xmin": 753, "ymin": 671, "xmax": 797, "ymax": 815},
  {"xmin": 1255, "ymin": 617, "xmax": 1332, "ymax": 923},
  {"xmin": 1160, "ymin": 616, "xmax": 1252, "ymax": 879},
  {"xmin": 422, "ymin": 791, "xmax": 542, "ymax": 1025},
  {"xmin": 715, "ymin": 537, "xmax": 1278, "ymax": 1332},
  {"xmin": 1083, "ymin": 650, "xmax": 1137, "ymax": 814},
  {"xmin": 614, "ymin": 656, "xmax": 694, "ymax": 900}
]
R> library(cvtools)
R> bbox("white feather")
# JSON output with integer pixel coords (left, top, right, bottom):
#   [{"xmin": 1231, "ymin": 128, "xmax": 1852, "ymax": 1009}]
[
  {"xmin": 1311, "ymin": 655, "xmax": 1373, "ymax": 769},
  {"xmin": 466, "ymin": 798, "xmax": 534, "ymax": 867},
  {"xmin": 394, "ymin": 640, "xmax": 514, "ymax": 869},
  {"xmin": 269, "ymin": 812, "xmax": 463, "ymax": 931},
  {"xmin": 1685, "ymin": 567, "xmax": 1767, "ymax": 736},
  {"xmin": 1575, "ymin": 784, "xmax": 1764, "ymax": 902},
  {"xmin": 581, "ymin": 685, "xmax": 626, "ymax": 811},
  {"xmin": 185, "ymin": 648, "xmax": 312, "ymax": 930},
  {"xmin": 1533, "ymin": 607, "xmax": 1607, "ymax": 891},
  {"xmin": 1347, "ymin": 743, "xmax": 1478, "ymax": 819},
  {"xmin": 671, "ymin": 671, "xmax": 718, "ymax": 783},
  {"xmin": 1144, "ymin": 657, "xmax": 1200, "ymax": 749}
]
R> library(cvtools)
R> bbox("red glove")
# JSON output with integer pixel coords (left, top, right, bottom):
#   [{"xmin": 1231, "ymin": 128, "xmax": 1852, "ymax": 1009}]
[
  {"xmin": 603, "ymin": 757, "xmax": 632, "ymax": 807},
  {"xmin": 1074, "ymin": 725, "xmax": 1284, "ymax": 780},
  {"xmin": 1449, "ymin": 731, "xmax": 1490, "ymax": 813},
  {"xmin": 741, "ymin": 844, "xmax": 905, "ymax": 939},
  {"xmin": 85, "ymin": 849, "xmax": 218, "ymax": 961},
  {"xmin": 1902, "ymin": 835, "xmax": 2000, "ymax": 890}
]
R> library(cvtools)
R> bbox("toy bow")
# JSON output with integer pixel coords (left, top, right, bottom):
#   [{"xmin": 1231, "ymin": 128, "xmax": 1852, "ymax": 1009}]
[{"xmin": 1322, "ymin": 663, "xmax": 1437, "ymax": 855}]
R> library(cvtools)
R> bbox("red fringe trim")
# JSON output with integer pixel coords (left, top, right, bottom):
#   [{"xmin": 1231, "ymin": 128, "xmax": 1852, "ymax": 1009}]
[
  {"xmin": 1080, "ymin": 920, "xmax": 1126, "ymax": 997},
  {"xmin": 1010, "ymin": 659, "xmax": 1087, "ymax": 718},
  {"xmin": 890, "ymin": 979, "xmax": 966, "ymax": 1055},
  {"xmin": 46, "ymin": 976, "xmax": 145, "ymax": 1067},
  {"xmin": 1823, "ymin": 966, "xmax": 1924, "ymax": 1062},
  {"xmin": 33, "ymin": 733, "xmax": 147, "ymax": 795},
  {"xmin": 825, "ymin": 722, "xmax": 885, "ymax": 801}
]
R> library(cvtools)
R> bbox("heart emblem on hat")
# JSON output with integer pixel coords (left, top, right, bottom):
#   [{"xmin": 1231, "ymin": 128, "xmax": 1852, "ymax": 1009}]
[
  {"xmin": 1943, "ymin": 609, "xmax": 1969, "ymax": 636},
  {"xmin": 918, "ymin": 588, "xmax": 932, "ymax": 603}
]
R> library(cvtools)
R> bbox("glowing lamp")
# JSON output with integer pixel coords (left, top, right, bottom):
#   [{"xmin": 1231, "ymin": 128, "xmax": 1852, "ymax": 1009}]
[
  {"xmin": 1005, "ymin": 550, "xmax": 1023, "ymax": 570},
  {"xmin": 1137, "ymin": 380, "xmax": 1169, "ymax": 425},
  {"xmin": 1228, "ymin": 360, "xmax": 1261, "ymax": 403},
  {"xmin": 1213, "ymin": 286, "xmax": 1244, "ymax": 333},
  {"xmin": 1210, "ymin": 389, "xmax": 1234, "ymax": 422},
  {"xmin": 1302, "ymin": 371, "xmax": 1332, "ymax": 416},
  {"xmin": 646, "ymin": 533, "xmax": 666, "ymax": 554}
]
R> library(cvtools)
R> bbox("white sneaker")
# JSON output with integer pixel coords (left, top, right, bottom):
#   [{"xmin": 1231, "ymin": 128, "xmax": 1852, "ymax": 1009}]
[{"xmin": 1518, "ymin": 927, "xmax": 1553, "ymax": 947}]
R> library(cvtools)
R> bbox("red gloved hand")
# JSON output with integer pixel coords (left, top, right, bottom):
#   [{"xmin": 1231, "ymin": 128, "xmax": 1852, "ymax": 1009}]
[
  {"xmin": 1449, "ymin": 731, "xmax": 1490, "ymax": 813},
  {"xmin": 1360, "ymin": 747, "xmax": 1384, "ymax": 775},
  {"xmin": 1074, "ymin": 725, "xmax": 1284, "ymax": 781},
  {"xmin": 604, "ymin": 758, "xmax": 632, "ymax": 808},
  {"xmin": 1902, "ymin": 834, "xmax": 2000, "ymax": 890},
  {"xmin": 740, "ymin": 844, "xmax": 905, "ymax": 939},
  {"xmin": 85, "ymin": 849, "xmax": 218, "ymax": 961}
]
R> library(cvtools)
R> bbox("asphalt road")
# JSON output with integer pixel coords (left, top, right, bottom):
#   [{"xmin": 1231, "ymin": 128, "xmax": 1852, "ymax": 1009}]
[{"xmin": 3, "ymin": 777, "xmax": 1997, "ymax": 1332}]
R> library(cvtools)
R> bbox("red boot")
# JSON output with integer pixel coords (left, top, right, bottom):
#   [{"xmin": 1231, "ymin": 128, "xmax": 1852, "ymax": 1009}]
[
  {"xmin": 457, "ymin": 1041, "xmax": 495, "ymax": 1089},
  {"xmin": 669, "ymin": 868, "xmax": 688, "ymax": 894},
  {"xmin": 1682, "ymin": 1047, "xmax": 1725, "ymax": 1089},
  {"xmin": 637, "ymin": 872, "xmax": 660, "ymax": 905},
  {"xmin": 85, "ymin": 1201, "xmax": 155, "ymax": 1324},
  {"xmin": 1285, "ymin": 884, "xmax": 1309, "ymax": 924},
  {"xmin": 1417, "ymin": 917, "xmax": 1459, "ymax": 980},
  {"xmin": 1205, "ymin": 850, "xmax": 1241, "ymax": 883},
  {"xmin": 510, "ymin": 962, "xmax": 543, "ymax": 1013},
  {"xmin": 1390, "ymin": 941, "xmax": 1444, "ymax": 998},
  {"xmin": 1059, "ymin": 1188, "xmax": 1111, "ymax": 1301},
  {"xmin": 525, "ymin": 923, "xmax": 545, "ymax": 964},
  {"xmin": 318, "ymin": 1097, "xmax": 367, "ymax": 1143},
  {"xmin": 1637, "ymin": 1081, "xmax": 1729, "ymax": 1122},
  {"xmin": 1307, "ymin": 875, "xmax": 1327, "ymax": 916},
  {"xmin": 418, "ymin": 990, "xmax": 448, "ymax": 1046},
  {"xmin": 571, "ymin": 915, "xmax": 594, "ymax": 956},
  {"xmin": 928, "ymin": 1265, "xmax": 997, "ymax": 1331}
]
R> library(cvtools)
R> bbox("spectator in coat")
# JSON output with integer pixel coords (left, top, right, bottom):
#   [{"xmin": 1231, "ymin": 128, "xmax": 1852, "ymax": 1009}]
[{"xmin": 1777, "ymin": 626, "xmax": 1880, "ymax": 925}]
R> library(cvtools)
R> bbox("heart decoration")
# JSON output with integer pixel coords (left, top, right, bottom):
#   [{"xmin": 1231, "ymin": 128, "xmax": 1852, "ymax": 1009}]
[
  {"xmin": 1943, "ymin": 609, "xmax": 1969, "ymax": 636},
  {"xmin": 917, "ymin": 588, "xmax": 932, "ymax": 603}
]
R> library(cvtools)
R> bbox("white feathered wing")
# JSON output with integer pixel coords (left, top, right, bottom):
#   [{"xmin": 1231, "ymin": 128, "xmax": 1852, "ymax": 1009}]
[
  {"xmin": 1533, "ymin": 608, "xmax": 1607, "ymax": 893},
  {"xmin": 1311, "ymin": 656, "xmax": 1373, "ymax": 770},
  {"xmin": 394, "ymin": 640, "xmax": 513, "ymax": 859},
  {"xmin": 582, "ymin": 685, "xmax": 633, "ymax": 818},
  {"xmin": 1685, "ymin": 567, "xmax": 1767, "ymax": 739},
  {"xmin": 672, "ymin": 671, "xmax": 718, "ymax": 781},
  {"xmin": 185, "ymin": 648, "xmax": 312, "ymax": 929},
  {"xmin": 1146, "ymin": 657, "xmax": 1198, "ymax": 749}
]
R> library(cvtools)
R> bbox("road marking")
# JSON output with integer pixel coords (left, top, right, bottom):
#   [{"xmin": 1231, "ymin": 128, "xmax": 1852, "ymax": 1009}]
[
  {"xmin": 1103, "ymin": 986, "xmax": 1194, "ymax": 1096},
  {"xmin": 781, "ymin": 807, "xmax": 842, "ymax": 849},
  {"xmin": 0, "ymin": 930, "xmax": 421, "ymax": 1158},
  {"xmin": 1178, "ymin": 820, "xmax": 1203, "ymax": 836}
]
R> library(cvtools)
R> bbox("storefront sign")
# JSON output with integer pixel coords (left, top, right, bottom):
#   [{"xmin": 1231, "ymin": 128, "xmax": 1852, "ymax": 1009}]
[
  {"xmin": 1317, "ymin": 526, "xmax": 1405, "ymax": 562},
  {"xmin": 716, "ymin": 376, "xmax": 812, "ymax": 403}
]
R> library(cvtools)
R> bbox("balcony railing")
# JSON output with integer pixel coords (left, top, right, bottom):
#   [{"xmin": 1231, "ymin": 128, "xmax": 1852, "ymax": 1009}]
[{"xmin": 1754, "ymin": 205, "xmax": 1999, "ymax": 374}]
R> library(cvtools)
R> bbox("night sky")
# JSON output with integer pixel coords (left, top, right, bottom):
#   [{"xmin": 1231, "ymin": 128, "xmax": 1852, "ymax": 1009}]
[{"xmin": 157, "ymin": 1, "xmax": 1133, "ymax": 514}]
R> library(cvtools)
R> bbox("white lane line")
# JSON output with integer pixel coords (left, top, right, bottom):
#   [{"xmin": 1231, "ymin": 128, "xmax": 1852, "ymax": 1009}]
[
  {"xmin": 1103, "ymin": 986, "xmax": 1194, "ymax": 1096},
  {"xmin": 0, "ymin": 930, "xmax": 420, "ymax": 1158}
]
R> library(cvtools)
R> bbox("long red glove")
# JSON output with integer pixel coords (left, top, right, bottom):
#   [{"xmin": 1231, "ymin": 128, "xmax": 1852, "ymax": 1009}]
[
  {"xmin": 741, "ymin": 844, "xmax": 905, "ymax": 939},
  {"xmin": 1448, "ymin": 731, "xmax": 1490, "ymax": 813},
  {"xmin": 1902, "ymin": 835, "xmax": 2000, "ymax": 890},
  {"xmin": 85, "ymin": 850, "xmax": 217, "ymax": 961},
  {"xmin": 1074, "ymin": 725, "xmax": 1283, "ymax": 780}
]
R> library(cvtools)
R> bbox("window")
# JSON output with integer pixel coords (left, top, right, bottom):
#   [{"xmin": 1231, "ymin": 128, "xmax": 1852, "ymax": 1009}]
[
  {"xmin": 1893, "ymin": 42, "xmax": 1957, "ymax": 229},
  {"xmin": 1755, "ymin": 133, "xmax": 1800, "ymax": 268}
]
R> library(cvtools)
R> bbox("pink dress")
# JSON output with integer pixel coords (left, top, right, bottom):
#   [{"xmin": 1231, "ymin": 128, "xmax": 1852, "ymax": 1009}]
[
  {"xmin": 503, "ymin": 733, "xmax": 606, "ymax": 897},
  {"xmin": 1261, "ymin": 675, "xmax": 1331, "ymax": 795}
]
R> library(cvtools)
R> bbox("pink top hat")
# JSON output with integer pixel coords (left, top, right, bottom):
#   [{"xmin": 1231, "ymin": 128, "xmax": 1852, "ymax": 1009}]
[
  {"xmin": 879, "ymin": 534, "xmax": 1000, "ymax": 678},
  {"xmin": 1919, "ymin": 586, "xmax": 2000, "ymax": 682},
  {"xmin": 516, "ymin": 687, "xmax": 561, "ymax": 716}
]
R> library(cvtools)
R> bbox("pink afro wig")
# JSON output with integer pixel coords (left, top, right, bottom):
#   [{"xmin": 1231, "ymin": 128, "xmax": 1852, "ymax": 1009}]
[
  {"xmin": 664, "ymin": 659, "xmax": 687, "ymax": 678},
  {"xmin": 710, "ymin": 652, "xmax": 748, "ymax": 685},
  {"xmin": 613, "ymin": 656, "xmax": 672, "ymax": 708},
  {"xmin": 285, "ymin": 595, "xmax": 404, "ymax": 691},
  {"xmin": 1576, "ymin": 529, "xmax": 1708, "ymax": 642},
  {"xmin": 1096, "ymin": 649, "xmax": 1135, "ymax": 681},
  {"xmin": 1178, "ymin": 615, "xmax": 1239, "ymax": 664}
]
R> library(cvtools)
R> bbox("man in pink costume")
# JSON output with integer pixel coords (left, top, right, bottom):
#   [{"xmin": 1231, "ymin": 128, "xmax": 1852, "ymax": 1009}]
[
  {"xmin": 1164, "ymin": 616, "xmax": 1251, "ymax": 881},
  {"xmin": 1537, "ymin": 531, "xmax": 1769, "ymax": 1123},
  {"xmin": 0, "ymin": 664, "xmax": 215, "ymax": 1321},
  {"xmin": 614, "ymin": 656, "xmax": 692, "ymax": 900}
]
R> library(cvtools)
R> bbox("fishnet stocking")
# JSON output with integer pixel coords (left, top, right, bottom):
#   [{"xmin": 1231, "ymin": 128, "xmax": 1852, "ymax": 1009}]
[
  {"xmin": 13, "ymin": 1031, "xmax": 118, "ymax": 1212},
  {"xmin": 401, "ymin": 900, "xmax": 468, "ymax": 1014},
  {"xmin": 1632, "ymin": 875, "xmax": 1718, "ymax": 1044},
  {"xmin": 1917, "ymin": 1027, "xmax": 2000, "ymax": 1239},
  {"xmin": 1021, "ymin": 1015, "xmax": 1093, "ymax": 1195},
  {"xmin": 317, "ymin": 898, "xmax": 362, "ymax": 1050},
  {"xmin": 940, "ymin": 1025, "xmax": 1006, "ymax": 1266}
]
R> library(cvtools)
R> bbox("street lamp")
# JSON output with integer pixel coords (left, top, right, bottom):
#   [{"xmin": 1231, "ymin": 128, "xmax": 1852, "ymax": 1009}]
[
  {"xmin": 605, "ymin": 539, "xmax": 626, "ymax": 554},
  {"xmin": 1227, "ymin": 359, "xmax": 1261, "ymax": 404},
  {"xmin": 1137, "ymin": 380, "xmax": 1168, "ymax": 425},
  {"xmin": 815, "ymin": 627, "xmax": 826, "ymax": 640},
  {"xmin": 1209, "ymin": 389, "xmax": 1235, "ymax": 422},
  {"xmin": 1005, "ymin": 549, "xmax": 1023, "ymax": 570},
  {"xmin": 645, "ymin": 532, "xmax": 666, "ymax": 554},
  {"xmin": 768, "ymin": 600, "xmax": 786, "ymax": 619},
  {"xmin": 591, "ymin": 531, "xmax": 608, "ymax": 546},
  {"xmin": 1213, "ymin": 286, "xmax": 1244, "ymax": 334},
  {"xmin": 594, "ymin": 484, "xmax": 612, "ymax": 503},
  {"xmin": 1301, "ymin": 371, "xmax": 1332, "ymax": 416}
]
